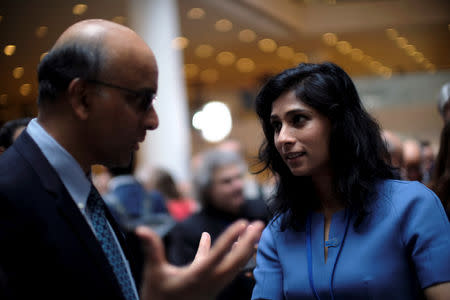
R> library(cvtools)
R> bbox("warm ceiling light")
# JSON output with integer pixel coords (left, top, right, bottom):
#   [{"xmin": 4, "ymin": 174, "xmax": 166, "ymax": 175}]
[
  {"xmin": 370, "ymin": 61, "xmax": 382, "ymax": 72},
  {"xmin": 395, "ymin": 37, "xmax": 408, "ymax": 48},
  {"xmin": 350, "ymin": 48, "xmax": 364, "ymax": 61},
  {"xmin": 171, "ymin": 37, "xmax": 189, "ymax": 50},
  {"xmin": 216, "ymin": 51, "xmax": 236, "ymax": 66},
  {"xmin": 73, "ymin": 4, "xmax": 88, "ymax": 16},
  {"xmin": 12, "ymin": 67, "xmax": 24, "ymax": 79},
  {"xmin": 112, "ymin": 16, "xmax": 126, "ymax": 25},
  {"xmin": 404, "ymin": 44, "xmax": 416, "ymax": 56},
  {"xmin": 20, "ymin": 84, "xmax": 32, "ymax": 96},
  {"xmin": 215, "ymin": 19, "xmax": 232, "ymax": 32},
  {"xmin": 236, "ymin": 58, "xmax": 255, "ymax": 73},
  {"xmin": 36, "ymin": 26, "xmax": 48, "ymax": 38},
  {"xmin": 385, "ymin": 28, "xmax": 398, "ymax": 40},
  {"xmin": 40, "ymin": 52, "xmax": 48, "ymax": 61},
  {"xmin": 184, "ymin": 64, "xmax": 199, "ymax": 79},
  {"xmin": 187, "ymin": 8, "xmax": 205, "ymax": 19},
  {"xmin": 336, "ymin": 41, "xmax": 352, "ymax": 55},
  {"xmin": 277, "ymin": 46, "xmax": 295, "ymax": 60},
  {"xmin": 4, "ymin": 45, "xmax": 16, "ymax": 56},
  {"xmin": 413, "ymin": 52, "xmax": 424, "ymax": 63},
  {"xmin": 322, "ymin": 33, "xmax": 338, "ymax": 46},
  {"xmin": 195, "ymin": 44, "xmax": 214, "ymax": 58},
  {"xmin": 258, "ymin": 38, "xmax": 277, "ymax": 53},
  {"xmin": 200, "ymin": 69, "xmax": 219, "ymax": 83},
  {"xmin": 292, "ymin": 52, "xmax": 308, "ymax": 64},
  {"xmin": 238, "ymin": 29, "xmax": 256, "ymax": 43},
  {"xmin": 0, "ymin": 94, "xmax": 8, "ymax": 106},
  {"xmin": 362, "ymin": 55, "xmax": 374, "ymax": 66}
]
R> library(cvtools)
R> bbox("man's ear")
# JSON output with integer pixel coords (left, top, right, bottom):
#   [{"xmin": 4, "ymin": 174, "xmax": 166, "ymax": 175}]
[{"xmin": 67, "ymin": 78, "xmax": 90, "ymax": 120}]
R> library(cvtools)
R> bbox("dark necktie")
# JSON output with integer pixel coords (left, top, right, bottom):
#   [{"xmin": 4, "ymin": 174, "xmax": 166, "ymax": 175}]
[{"xmin": 86, "ymin": 185, "xmax": 137, "ymax": 300}]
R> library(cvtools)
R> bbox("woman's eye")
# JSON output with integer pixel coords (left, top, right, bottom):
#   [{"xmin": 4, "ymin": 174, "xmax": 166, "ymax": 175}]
[
  {"xmin": 292, "ymin": 114, "xmax": 306, "ymax": 126},
  {"xmin": 271, "ymin": 122, "xmax": 281, "ymax": 132}
]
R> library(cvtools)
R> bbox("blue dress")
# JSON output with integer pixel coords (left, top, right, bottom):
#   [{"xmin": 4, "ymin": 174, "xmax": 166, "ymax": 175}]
[{"xmin": 252, "ymin": 180, "xmax": 450, "ymax": 299}]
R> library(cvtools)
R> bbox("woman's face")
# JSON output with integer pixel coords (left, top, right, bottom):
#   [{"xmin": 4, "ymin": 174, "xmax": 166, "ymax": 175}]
[{"xmin": 270, "ymin": 90, "xmax": 332, "ymax": 178}]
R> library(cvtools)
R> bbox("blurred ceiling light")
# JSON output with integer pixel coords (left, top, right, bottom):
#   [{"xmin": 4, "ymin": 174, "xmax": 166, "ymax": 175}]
[
  {"xmin": 193, "ymin": 101, "xmax": 232, "ymax": 143},
  {"xmin": 326, "ymin": 0, "xmax": 336, "ymax": 5},
  {"xmin": 216, "ymin": 51, "xmax": 236, "ymax": 66},
  {"xmin": 292, "ymin": 52, "xmax": 308, "ymax": 64},
  {"xmin": 195, "ymin": 44, "xmax": 214, "ymax": 58},
  {"xmin": 187, "ymin": 8, "xmax": 205, "ymax": 19},
  {"xmin": 258, "ymin": 38, "xmax": 277, "ymax": 53},
  {"xmin": 238, "ymin": 29, "xmax": 256, "ymax": 43},
  {"xmin": 336, "ymin": 41, "xmax": 352, "ymax": 55},
  {"xmin": 350, "ymin": 48, "xmax": 364, "ymax": 61},
  {"xmin": 413, "ymin": 52, "xmax": 424, "ymax": 63},
  {"xmin": 236, "ymin": 58, "xmax": 255, "ymax": 73},
  {"xmin": 362, "ymin": 55, "xmax": 374, "ymax": 66},
  {"xmin": 171, "ymin": 37, "xmax": 189, "ymax": 50},
  {"xmin": 404, "ymin": 44, "xmax": 416, "ymax": 56},
  {"xmin": 385, "ymin": 28, "xmax": 398, "ymax": 40},
  {"xmin": 215, "ymin": 19, "xmax": 232, "ymax": 32},
  {"xmin": 20, "ymin": 84, "xmax": 32, "ymax": 96},
  {"xmin": 0, "ymin": 94, "xmax": 8, "ymax": 106},
  {"xmin": 72, "ymin": 4, "xmax": 88, "ymax": 16},
  {"xmin": 112, "ymin": 16, "xmax": 126, "ymax": 25},
  {"xmin": 200, "ymin": 69, "xmax": 219, "ymax": 83},
  {"xmin": 12, "ymin": 67, "xmax": 24, "ymax": 79},
  {"xmin": 277, "ymin": 46, "xmax": 295, "ymax": 60},
  {"xmin": 4, "ymin": 45, "xmax": 16, "ymax": 56},
  {"xmin": 40, "ymin": 52, "xmax": 48, "ymax": 61},
  {"xmin": 370, "ymin": 61, "xmax": 382, "ymax": 72},
  {"xmin": 395, "ymin": 37, "xmax": 408, "ymax": 48},
  {"xmin": 322, "ymin": 33, "xmax": 338, "ymax": 46},
  {"xmin": 36, "ymin": 26, "xmax": 48, "ymax": 38},
  {"xmin": 184, "ymin": 64, "xmax": 199, "ymax": 79}
]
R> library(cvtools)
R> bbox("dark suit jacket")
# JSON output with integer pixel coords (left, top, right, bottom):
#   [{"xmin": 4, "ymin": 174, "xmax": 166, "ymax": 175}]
[{"xmin": 0, "ymin": 131, "xmax": 138, "ymax": 300}]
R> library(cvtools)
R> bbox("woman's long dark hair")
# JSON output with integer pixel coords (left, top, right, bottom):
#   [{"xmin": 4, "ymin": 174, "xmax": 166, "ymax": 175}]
[{"xmin": 255, "ymin": 62, "xmax": 396, "ymax": 230}]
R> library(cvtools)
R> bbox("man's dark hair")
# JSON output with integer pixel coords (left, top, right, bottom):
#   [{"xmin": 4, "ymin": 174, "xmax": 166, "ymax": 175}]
[
  {"xmin": 37, "ymin": 40, "xmax": 105, "ymax": 105},
  {"xmin": 0, "ymin": 117, "xmax": 32, "ymax": 149},
  {"xmin": 255, "ymin": 62, "xmax": 396, "ymax": 230}
]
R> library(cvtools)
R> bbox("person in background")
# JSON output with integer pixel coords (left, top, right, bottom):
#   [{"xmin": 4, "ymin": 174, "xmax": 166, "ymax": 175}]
[
  {"xmin": 420, "ymin": 140, "xmax": 435, "ymax": 185},
  {"xmin": 149, "ymin": 168, "xmax": 198, "ymax": 222},
  {"xmin": 166, "ymin": 149, "xmax": 268, "ymax": 300},
  {"xmin": 429, "ymin": 122, "xmax": 450, "ymax": 219},
  {"xmin": 251, "ymin": 62, "xmax": 449, "ymax": 299},
  {"xmin": 381, "ymin": 130, "xmax": 403, "ymax": 169},
  {"xmin": 438, "ymin": 82, "xmax": 450, "ymax": 123},
  {"xmin": 402, "ymin": 139, "xmax": 424, "ymax": 182},
  {"xmin": 0, "ymin": 19, "xmax": 264, "ymax": 300},
  {"xmin": 0, "ymin": 117, "xmax": 31, "ymax": 154}
]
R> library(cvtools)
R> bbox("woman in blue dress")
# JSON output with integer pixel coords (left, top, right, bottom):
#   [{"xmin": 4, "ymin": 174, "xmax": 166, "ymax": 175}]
[{"xmin": 251, "ymin": 62, "xmax": 450, "ymax": 300}]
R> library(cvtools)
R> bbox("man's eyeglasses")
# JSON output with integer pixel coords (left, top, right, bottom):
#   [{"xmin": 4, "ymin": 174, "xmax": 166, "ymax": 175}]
[{"xmin": 86, "ymin": 79, "xmax": 157, "ymax": 112}]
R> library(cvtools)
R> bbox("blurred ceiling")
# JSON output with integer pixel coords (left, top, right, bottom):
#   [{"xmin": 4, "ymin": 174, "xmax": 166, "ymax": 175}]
[{"xmin": 0, "ymin": 0, "xmax": 449, "ymax": 122}]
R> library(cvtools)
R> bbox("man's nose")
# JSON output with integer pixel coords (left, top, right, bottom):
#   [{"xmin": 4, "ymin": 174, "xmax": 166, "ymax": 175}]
[{"xmin": 144, "ymin": 106, "xmax": 159, "ymax": 130}]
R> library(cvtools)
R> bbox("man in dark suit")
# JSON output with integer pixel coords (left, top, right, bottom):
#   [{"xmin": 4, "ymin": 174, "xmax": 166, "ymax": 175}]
[{"xmin": 0, "ymin": 19, "xmax": 263, "ymax": 300}]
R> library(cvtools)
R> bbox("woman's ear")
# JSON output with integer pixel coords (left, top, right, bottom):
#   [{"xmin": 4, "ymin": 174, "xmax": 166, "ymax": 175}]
[{"xmin": 67, "ymin": 78, "xmax": 90, "ymax": 120}]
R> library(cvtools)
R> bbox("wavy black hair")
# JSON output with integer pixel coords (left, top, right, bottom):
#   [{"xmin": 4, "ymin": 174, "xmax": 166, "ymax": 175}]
[
  {"xmin": 37, "ymin": 39, "xmax": 105, "ymax": 105},
  {"xmin": 255, "ymin": 62, "xmax": 396, "ymax": 230}
]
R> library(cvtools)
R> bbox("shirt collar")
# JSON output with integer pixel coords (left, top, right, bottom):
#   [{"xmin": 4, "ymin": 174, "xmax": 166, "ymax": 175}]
[{"xmin": 26, "ymin": 118, "xmax": 91, "ymax": 210}]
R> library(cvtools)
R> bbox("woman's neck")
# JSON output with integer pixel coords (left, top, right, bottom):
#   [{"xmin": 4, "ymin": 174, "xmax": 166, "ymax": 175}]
[{"xmin": 311, "ymin": 172, "xmax": 344, "ymax": 219}]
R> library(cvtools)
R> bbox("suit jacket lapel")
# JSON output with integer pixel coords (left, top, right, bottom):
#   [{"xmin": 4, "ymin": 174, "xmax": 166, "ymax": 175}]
[{"xmin": 13, "ymin": 132, "xmax": 125, "ymax": 297}]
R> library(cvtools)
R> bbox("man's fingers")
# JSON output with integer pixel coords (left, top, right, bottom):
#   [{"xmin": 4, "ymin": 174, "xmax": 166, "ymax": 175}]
[
  {"xmin": 216, "ymin": 221, "xmax": 264, "ymax": 276},
  {"xmin": 196, "ymin": 220, "xmax": 248, "ymax": 272},
  {"xmin": 135, "ymin": 226, "xmax": 166, "ymax": 268},
  {"xmin": 193, "ymin": 232, "xmax": 211, "ymax": 264}
]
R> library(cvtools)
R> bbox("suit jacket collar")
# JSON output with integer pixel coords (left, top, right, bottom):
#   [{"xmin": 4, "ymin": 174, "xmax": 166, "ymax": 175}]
[{"xmin": 13, "ymin": 131, "xmax": 134, "ymax": 298}]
